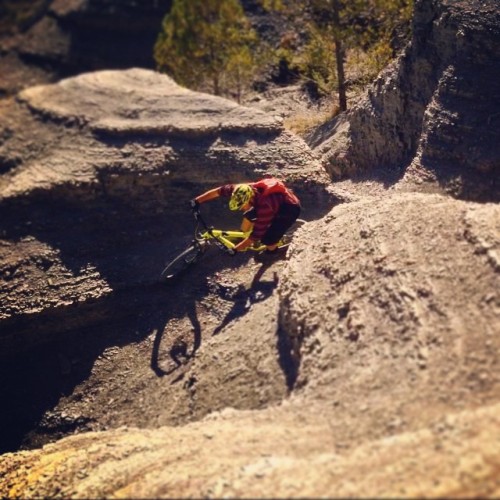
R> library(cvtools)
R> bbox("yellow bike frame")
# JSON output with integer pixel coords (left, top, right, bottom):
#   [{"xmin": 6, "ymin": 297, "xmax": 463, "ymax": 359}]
[
  {"xmin": 192, "ymin": 207, "xmax": 295, "ymax": 254},
  {"xmin": 200, "ymin": 229, "xmax": 274, "ymax": 252}
]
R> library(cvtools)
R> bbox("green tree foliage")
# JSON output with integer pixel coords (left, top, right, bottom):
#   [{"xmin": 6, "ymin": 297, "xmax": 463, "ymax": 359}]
[
  {"xmin": 154, "ymin": 0, "xmax": 262, "ymax": 101},
  {"xmin": 277, "ymin": 0, "xmax": 413, "ymax": 109},
  {"xmin": 154, "ymin": 0, "xmax": 413, "ymax": 108},
  {"xmin": 294, "ymin": 24, "xmax": 338, "ymax": 95}
]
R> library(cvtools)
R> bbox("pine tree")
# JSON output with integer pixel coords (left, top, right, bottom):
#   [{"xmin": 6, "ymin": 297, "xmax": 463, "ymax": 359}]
[
  {"xmin": 281, "ymin": 0, "xmax": 413, "ymax": 111},
  {"xmin": 154, "ymin": 0, "xmax": 260, "ymax": 100}
]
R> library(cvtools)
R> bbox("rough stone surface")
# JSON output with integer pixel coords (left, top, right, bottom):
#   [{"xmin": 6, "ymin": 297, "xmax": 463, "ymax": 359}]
[
  {"xmin": 0, "ymin": 191, "xmax": 498, "ymax": 498},
  {"xmin": 0, "ymin": 0, "xmax": 173, "ymax": 95},
  {"xmin": 1, "ymin": 402, "xmax": 499, "ymax": 499},
  {"xmin": 2, "ymin": 68, "xmax": 331, "ymax": 207},
  {"xmin": 280, "ymin": 193, "xmax": 499, "ymax": 403},
  {"xmin": 310, "ymin": 0, "xmax": 499, "ymax": 201},
  {"xmin": 0, "ymin": 2, "xmax": 499, "ymax": 497},
  {"xmin": 0, "ymin": 68, "xmax": 334, "ymax": 356}
]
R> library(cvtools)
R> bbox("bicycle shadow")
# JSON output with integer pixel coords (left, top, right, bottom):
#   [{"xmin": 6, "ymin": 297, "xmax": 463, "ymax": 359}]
[
  {"xmin": 150, "ymin": 259, "xmax": 279, "ymax": 382},
  {"xmin": 150, "ymin": 300, "xmax": 201, "ymax": 380},
  {"xmin": 149, "ymin": 252, "xmax": 245, "ymax": 382},
  {"xmin": 149, "ymin": 277, "xmax": 203, "ymax": 381}
]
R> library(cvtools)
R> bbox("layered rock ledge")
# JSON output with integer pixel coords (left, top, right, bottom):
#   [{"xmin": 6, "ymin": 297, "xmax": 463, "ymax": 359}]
[
  {"xmin": 310, "ymin": 0, "xmax": 500, "ymax": 201},
  {"xmin": 0, "ymin": 68, "xmax": 335, "ymax": 354}
]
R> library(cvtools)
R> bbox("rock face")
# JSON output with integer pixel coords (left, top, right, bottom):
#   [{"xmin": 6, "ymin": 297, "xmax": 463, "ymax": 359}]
[
  {"xmin": 1, "ymin": 1, "xmax": 499, "ymax": 497},
  {"xmin": 1, "ymin": 192, "xmax": 499, "ymax": 498},
  {"xmin": 280, "ymin": 193, "xmax": 499, "ymax": 400},
  {"xmin": 1, "ymin": 403, "xmax": 499, "ymax": 498},
  {"xmin": 4, "ymin": 69, "xmax": 323, "ymax": 205},
  {"xmin": 0, "ymin": 0, "xmax": 173, "ymax": 95},
  {"xmin": 310, "ymin": 0, "xmax": 499, "ymax": 201},
  {"xmin": 0, "ymin": 68, "xmax": 334, "ymax": 354},
  {"xmin": 3, "ymin": 69, "xmax": 329, "ymax": 206}
]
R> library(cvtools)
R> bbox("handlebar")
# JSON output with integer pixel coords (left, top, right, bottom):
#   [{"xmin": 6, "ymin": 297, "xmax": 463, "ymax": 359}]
[
  {"xmin": 191, "ymin": 205, "xmax": 237, "ymax": 255},
  {"xmin": 191, "ymin": 205, "xmax": 208, "ymax": 230}
]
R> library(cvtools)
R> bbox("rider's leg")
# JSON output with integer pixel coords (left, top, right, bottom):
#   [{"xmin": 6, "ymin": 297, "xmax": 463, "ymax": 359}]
[{"xmin": 261, "ymin": 203, "xmax": 301, "ymax": 251}]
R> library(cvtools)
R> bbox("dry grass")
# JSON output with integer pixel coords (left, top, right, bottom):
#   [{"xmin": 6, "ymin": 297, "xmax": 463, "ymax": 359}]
[{"xmin": 283, "ymin": 107, "xmax": 339, "ymax": 137}]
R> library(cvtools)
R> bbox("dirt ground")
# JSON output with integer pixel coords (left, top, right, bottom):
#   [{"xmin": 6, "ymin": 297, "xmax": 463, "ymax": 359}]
[
  {"xmin": 1, "ymin": 181, "xmax": 499, "ymax": 498},
  {"xmin": 0, "ymin": 233, "xmax": 292, "ymax": 453}
]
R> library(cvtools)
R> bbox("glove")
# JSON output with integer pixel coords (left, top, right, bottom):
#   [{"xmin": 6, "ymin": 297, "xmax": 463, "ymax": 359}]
[{"xmin": 189, "ymin": 198, "xmax": 199, "ymax": 210}]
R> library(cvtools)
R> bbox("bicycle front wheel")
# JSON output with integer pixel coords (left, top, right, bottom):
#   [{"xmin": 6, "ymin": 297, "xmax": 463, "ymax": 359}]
[{"xmin": 160, "ymin": 242, "xmax": 206, "ymax": 282}]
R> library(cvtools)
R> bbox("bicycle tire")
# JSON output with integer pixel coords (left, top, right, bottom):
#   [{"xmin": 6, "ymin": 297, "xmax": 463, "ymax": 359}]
[{"xmin": 160, "ymin": 242, "xmax": 206, "ymax": 282}]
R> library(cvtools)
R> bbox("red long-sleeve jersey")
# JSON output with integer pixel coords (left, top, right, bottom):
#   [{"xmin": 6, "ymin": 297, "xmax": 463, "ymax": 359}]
[{"xmin": 218, "ymin": 183, "xmax": 287, "ymax": 240}]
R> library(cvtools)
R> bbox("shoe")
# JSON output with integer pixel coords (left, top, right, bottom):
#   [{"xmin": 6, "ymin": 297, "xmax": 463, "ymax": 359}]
[{"xmin": 254, "ymin": 248, "xmax": 283, "ymax": 263}]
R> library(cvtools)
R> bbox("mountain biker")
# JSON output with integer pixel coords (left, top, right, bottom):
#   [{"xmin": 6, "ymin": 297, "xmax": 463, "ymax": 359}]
[{"xmin": 190, "ymin": 178, "xmax": 301, "ymax": 258}]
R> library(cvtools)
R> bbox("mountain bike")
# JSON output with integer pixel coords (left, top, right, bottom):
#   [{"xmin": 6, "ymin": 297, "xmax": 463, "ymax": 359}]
[{"xmin": 159, "ymin": 207, "xmax": 305, "ymax": 282}]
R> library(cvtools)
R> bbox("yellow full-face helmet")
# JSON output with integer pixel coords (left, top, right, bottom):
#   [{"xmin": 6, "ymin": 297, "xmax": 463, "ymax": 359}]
[{"xmin": 229, "ymin": 184, "xmax": 254, "ymax": 211}]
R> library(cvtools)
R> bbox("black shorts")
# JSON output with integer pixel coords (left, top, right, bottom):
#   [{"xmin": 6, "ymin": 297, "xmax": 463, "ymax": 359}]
[{"xmin": 261, "ymin": 203, "xmax": 301, "ymax": 246}]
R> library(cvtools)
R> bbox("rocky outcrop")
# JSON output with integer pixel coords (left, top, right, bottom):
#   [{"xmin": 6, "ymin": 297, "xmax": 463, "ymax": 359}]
[
  {"xmin": 2, "ymin": 69, "xmax": 331, "ymax": 207},
  {"xmin": 310, "ymin": 0, "xmax": 499, "ymax": 201},
  {"xmin": 0, "ymin": 0, "xmax": 173, "ymax": 95},
  {"xmin": 0, "ymin": 68, "xmax": 335, "ymax": 354},
  {"xmin": 1, "ymin": 191, "xmax": 499, "ymax": 498},
  {"xmin": 1, "ymin": 402, "xmax": 499, "ymax": 498},
  {"xmin": 280, "ymin": 193, "xmax": 499, "ymax": 396}
]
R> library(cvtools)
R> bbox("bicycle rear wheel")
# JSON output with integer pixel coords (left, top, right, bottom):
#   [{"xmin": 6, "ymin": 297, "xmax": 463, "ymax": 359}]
[{"xmin": 160, "ymin": 241, "xmax": 207, "ymax": 282}]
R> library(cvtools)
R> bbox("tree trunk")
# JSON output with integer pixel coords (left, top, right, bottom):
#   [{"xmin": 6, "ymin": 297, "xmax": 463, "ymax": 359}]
[
  {"xmin": 332, "ymin": 0, "xmax": 347, "ymax": 111},
  {"xmin": 334, "ymin": 36, "xmax": 347, "ymax": 111},
  {"xmin": 213, "ymin": 74, "xmax": 220, "ymax": 96}
]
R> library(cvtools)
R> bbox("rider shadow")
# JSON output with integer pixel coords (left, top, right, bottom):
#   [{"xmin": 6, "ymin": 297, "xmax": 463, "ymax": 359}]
[
  {"xmin": 150, "ymin": 261, "xmax": 279, "ymax": 381},
  {"xmin": 212, "ymin": 261, "xmax": 278, "ymax": 337}
]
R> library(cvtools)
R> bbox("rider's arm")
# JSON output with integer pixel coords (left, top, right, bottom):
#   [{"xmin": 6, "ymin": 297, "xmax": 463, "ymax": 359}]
[
  {"xmin": 195, "ymin": 187, "xmax": 222, "ymax": 204},
  {"xmin": 195, "ymin": 184, "xmax": 236, "ymax": 204},
  {"xmin": 234, "ymin": 235, "xmax": 256, "ymax": 252},
  {"xmin": 240, "ymin": 217, "xmax": 253, "ymax": 233}
]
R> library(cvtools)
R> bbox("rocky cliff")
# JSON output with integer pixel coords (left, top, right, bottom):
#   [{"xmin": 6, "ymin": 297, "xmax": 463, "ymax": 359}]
[
  {"xmin": 0, "ymin": 67, "xmax": 338, "ymax": 457},
  {"xmin": 310, "ymin": 0, "xmax": 499, "ymax": 201},
  {"xmin": 1, "ymin": 188, "xmax": 498, "ymax": 498},
  {"xmin": 0, "ymin": 0, "xmax": 499, "ymax": 498},
  {"xmin": 0, "ymin": 0, "xmax": 173, "ymax": 96},
  {"xmin": 0, "ymin": 67, "xmax": 334, "ymax": 355}
]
